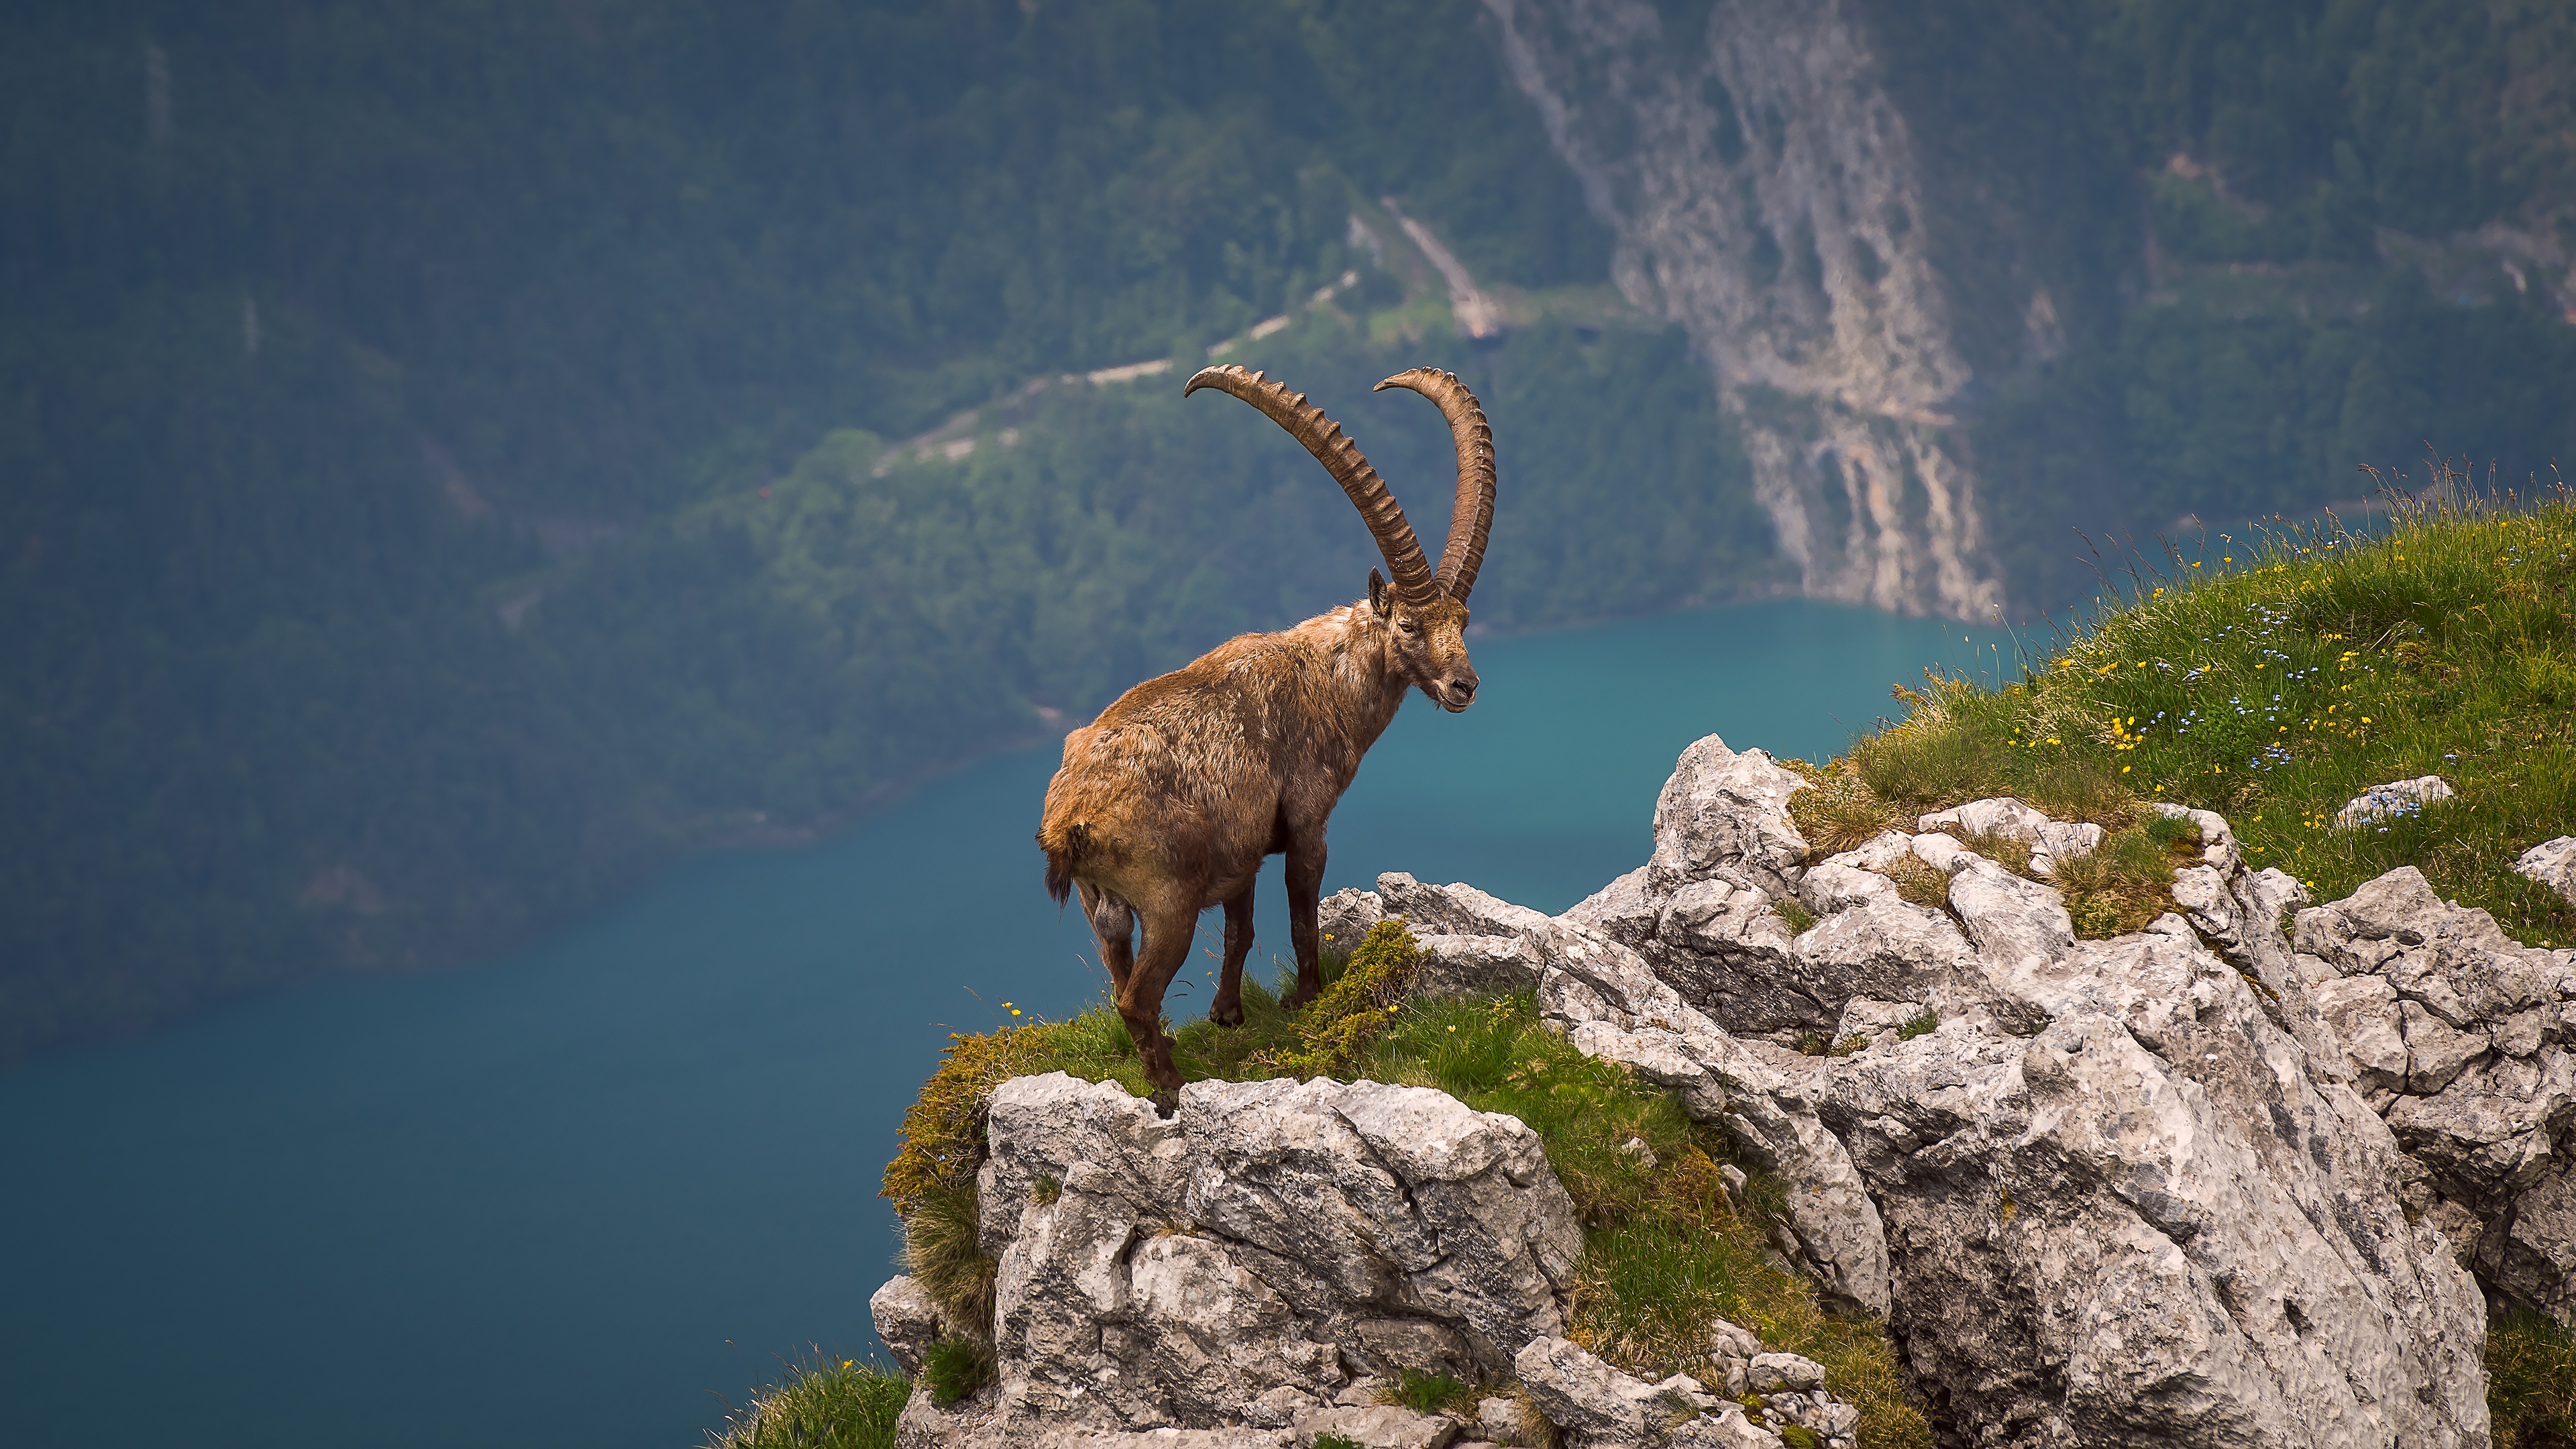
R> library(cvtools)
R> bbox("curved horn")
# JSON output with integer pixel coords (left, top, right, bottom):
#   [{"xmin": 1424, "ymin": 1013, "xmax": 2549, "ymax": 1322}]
[
  {"xmin": 1374, "ymin": 368, "xmax": 1495, "ymax": 602},
  {"xmin": 1184, "ymin": 364, "xmax": 1439, "ymax": 605}
]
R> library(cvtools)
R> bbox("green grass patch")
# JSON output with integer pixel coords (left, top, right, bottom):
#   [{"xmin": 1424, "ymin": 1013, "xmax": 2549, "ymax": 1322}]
[
  {"xmin": 1784, "ymin": 758, "xmax": 1911, "ymax": 853},
  {"xmin": 702, "ymin": 1353, "xmax": 910, "ymax": 1449},
  {"xmin": 1835, "ymin": 479, "xmax": 2576, "ymax": 947},
  {"xmin": 2491, "ymin": 1312, "xmax": 2576, "ymax": 1448},
  {"xmin": 1383, "ymin": 1366, "xmax": 1481, "ymax": 1416},
  {"xmin": 922, "ymin": 1338, "xmax": 997, "ymax": 1407}
]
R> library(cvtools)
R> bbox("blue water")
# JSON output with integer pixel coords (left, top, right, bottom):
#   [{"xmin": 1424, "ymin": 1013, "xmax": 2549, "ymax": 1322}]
[{"xmin": 0, "ymin": 600, "xmax": 2010, "ymax": 1449}]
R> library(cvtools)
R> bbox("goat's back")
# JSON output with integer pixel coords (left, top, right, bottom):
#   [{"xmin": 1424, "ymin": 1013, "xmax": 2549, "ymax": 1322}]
[{"xmin": 1037, "ymin": 630, "xmax": 1342, "ymax": 899}]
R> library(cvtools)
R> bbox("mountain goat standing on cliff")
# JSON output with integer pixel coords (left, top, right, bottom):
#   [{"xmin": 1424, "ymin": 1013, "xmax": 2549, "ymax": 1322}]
[{"xmin": 1037, "ymin": 364, "xmax": 1497, "ymax": 1096}]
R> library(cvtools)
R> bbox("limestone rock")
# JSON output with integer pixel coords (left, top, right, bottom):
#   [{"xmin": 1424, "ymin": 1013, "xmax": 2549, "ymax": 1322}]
[
  {"xmin": 1417, "ymin": 933, "xmax": 1542, "ymax": 998},
  {"xmin": 1320, "ymin": 889, "xmax": 1386, "ymax": 953},
  {"xmin": 1916, "ymin": 797, "xmax": 2102, "ymax": 875},
  {"xmin": 2334, "ymin": 775, "xmax": 2457, "ymax": 828},
  {"xmin": 1527, "ymin": 920, "xmax": 1722, "ymax": 1038},
  {"xmin": 1289, "ymin": 1403, "xmax": 1462, "ymax": 1449},
  {"xmin": 1795, "ymin": 859, "xmax": 1895, "ymax": 915},
  {"xmin": 2517, "ymin": 836, "xmax": 2576, "ymax": 910},
  {"xmin": 1745, "ymin": 1352, "xmax": 1823, "ymax": 1393},
  {"xmin": 1539, "ymin": 763, "xmax": 2491, "ymax": 1444},
  {"xmin": 1827, "ymin": 997, "xmax": 1923, "ymax": 1051},
  {"xmin": 1646, "ymin": 735, "xmax": 1810, "ymax": 898},
  {"xmin": 904, "ymin": 1072, "xmax": 1582, "ymax": 1445},
  {"xmin": 2296, "ymin": 864, "xmax": 2576, "ymax": 1324},
  {"xmin": 1514, "ymin": 1334, "xmax": 1839, "ymax": 1449},
  {"xmin": 1561, "ymin": 866, "xmax": 1662, "ymax": 947},
  {"xmin": 1379, "ymin": 873, "xmax": 1551, "ymax": 940},
  {"xmin": 870, "ymin": 1274, "xmax": 943, "ymax": 1377}
]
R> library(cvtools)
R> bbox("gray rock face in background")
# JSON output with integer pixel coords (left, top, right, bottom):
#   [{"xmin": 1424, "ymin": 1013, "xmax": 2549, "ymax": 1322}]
[
  {"xmin": 1527, "ymin": 734, "xmax": 2492, "ymax": 1448},
  {"xmin": 894, "ymin": 1073, "xmax": 1582, "ymax": 1447},
  {"xmin": 1480, "ymin": 0, "xmax": 2008, "ymax": 620},
  {"xmin": 2296, "ymin": 866, "xmax": 2576, "ymax": 1323}
]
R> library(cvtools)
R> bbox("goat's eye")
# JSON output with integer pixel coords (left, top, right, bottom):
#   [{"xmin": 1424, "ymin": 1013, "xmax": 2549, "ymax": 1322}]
[{"xmin": 1397, "ymin": 619, "xmax": 1418, "ymax": 634}]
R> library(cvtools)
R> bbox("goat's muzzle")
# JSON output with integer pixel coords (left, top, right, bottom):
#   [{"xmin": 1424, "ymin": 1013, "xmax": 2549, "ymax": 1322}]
[{"xmin": 1438, "ymin": 673, "xmax": 1479, "ymax": 712}]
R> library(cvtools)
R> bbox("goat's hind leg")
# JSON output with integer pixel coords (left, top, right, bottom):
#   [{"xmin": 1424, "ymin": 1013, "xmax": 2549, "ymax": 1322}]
[
  {"xmin": 1209, "ymin": 886, "xmax": 1253, "ymax": 1028},
  {"xmin": 1118, "ymin": 901, "xmax": 1198, "ymax": 1101},
  {"xmin": 1077, "ymin": 882, "xmax": 1137, "ymax": 994}
]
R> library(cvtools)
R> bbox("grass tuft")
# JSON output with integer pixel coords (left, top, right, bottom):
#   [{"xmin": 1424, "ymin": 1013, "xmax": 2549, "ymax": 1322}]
[
  {"xmin": 702, "ymin": 1352, "xmax": 909, "ymax": 1449},
  {"xmin": 1955, "ymin": 829, "xmax": 2034, "ymax": 877},
  {"xmin": 1262, "ymin": 920, "xmax": 1422, "ymax": 1079},
  {"xmin": 1787, "ymin": 761, "xmax": 1910, "ymax": 853},
  {"xmin": 2049, "ymin": 826, "xmax": 2194, "ymax": 938},
  {"xmin": 922, "ymin": 1338, "xmax": 996, "ymax": 1407},
  {"xmin": 901, "ymin": 1183, "xmax": 997, "ymax": 1338},
  {"xmin": 1383, "ymin": 1366, "xmax": 1481, "ymax": 1416},
  {"xmin": 1773, "ymin": 898, "xmax": 1819, "ymax": 934},
  {"xmin": 2490, "ymin": 1312, "xmax": 2576, "ymax": 1448},
  {"xmin": 1882, "ymin": 855, "xmax": 1949, "ymax": 910}
]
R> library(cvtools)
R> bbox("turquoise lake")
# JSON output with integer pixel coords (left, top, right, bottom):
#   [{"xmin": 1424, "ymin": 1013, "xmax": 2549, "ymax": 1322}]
[{"xmin": 0, "ymin": 600, "xmax": 2012, "ymax": 1448}]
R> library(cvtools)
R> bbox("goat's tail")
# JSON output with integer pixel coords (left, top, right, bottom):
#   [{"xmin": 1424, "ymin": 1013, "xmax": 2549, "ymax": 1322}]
[{"xmin": 1038, "ymin": 820, "xmax": 1088, "ymax": 906}]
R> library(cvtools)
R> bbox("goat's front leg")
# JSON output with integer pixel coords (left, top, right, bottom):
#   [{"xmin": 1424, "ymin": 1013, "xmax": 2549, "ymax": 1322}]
[
  {"xmin": 1282, "ymin": 834, "xmax": 1326, "ymax": 1009},
  {"xmin": 1119, "ymin": 902, "xmax": 1198, "ymax": 1099},
  {"xmin": 1210, "ymin": 886, "xmax": 1253, "ymax": 1028}
]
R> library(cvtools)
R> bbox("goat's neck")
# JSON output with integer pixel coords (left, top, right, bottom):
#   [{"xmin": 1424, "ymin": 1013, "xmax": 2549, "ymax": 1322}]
[{"xmin": 1315, "ymin": 600, "xmax": 1415, "ymax": 753}]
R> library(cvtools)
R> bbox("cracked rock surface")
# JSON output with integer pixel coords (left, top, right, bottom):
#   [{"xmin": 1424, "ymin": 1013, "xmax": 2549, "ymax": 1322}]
[
  {"xmin": 1517, "ymin": 735, "xmax": 2490, "ymax": 1447},
  {"xmin": 891, "ymin": 1073, "xmax": 1582, "ymax": 1448},
  {"xmin": 2296, "ymin": 866, "xmax": 2576, "ymax": 1323}
]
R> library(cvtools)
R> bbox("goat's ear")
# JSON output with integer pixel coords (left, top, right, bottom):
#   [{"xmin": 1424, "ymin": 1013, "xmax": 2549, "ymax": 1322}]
[{"xmin": 1367, "ymin": 568, "xmax": 1390, "ymax": 617}]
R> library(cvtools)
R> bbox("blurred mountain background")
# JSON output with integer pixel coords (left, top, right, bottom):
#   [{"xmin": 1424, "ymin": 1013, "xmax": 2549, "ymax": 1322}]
[{"xmin": 3, "ymin": 0, "xmax": 2570, "ymax": 1063}]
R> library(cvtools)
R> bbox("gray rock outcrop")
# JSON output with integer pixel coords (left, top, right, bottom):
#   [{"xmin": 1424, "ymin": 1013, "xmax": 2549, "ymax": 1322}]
[
  {"xmin": 2296, "ymin": 866, "xmax": 2576, "ymax": 1323},
  {"xmin": 1516, "ymin": 735, "xmax": 2491, "ymax": 1447},
  {"xmin": 2516, "ymin": 837, "xmax": 2576, "ymax": 909},
  {"xmin": 892, "ymin": 1072, "xmax": 1584, "ymax": 1448}
]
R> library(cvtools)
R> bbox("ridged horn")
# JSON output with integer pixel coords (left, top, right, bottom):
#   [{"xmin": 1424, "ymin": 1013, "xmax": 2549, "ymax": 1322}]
[
  {"xmin": 1373, "ymin": 368, "xmax": 1495, "ymax": 602},
  {"xmin": 1184, "ymin": 364, "xmax": 1439, "ymax": 606}
]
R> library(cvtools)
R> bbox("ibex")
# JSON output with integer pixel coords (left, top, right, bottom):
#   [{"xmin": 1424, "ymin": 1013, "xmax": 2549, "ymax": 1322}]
[{"xmin": 1037, "ymin": 363, "xmax": 1497, "ymax": 1095}]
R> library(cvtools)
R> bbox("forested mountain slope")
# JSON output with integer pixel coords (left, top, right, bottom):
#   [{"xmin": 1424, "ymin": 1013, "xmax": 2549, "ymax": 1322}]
[{"xmin": 3, "ymin": 0, "xmax": 2570, "ymax": 1063}]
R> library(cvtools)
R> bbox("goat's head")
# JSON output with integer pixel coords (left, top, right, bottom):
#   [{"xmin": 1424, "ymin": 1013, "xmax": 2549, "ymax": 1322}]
[
  {"xmin": 1367, "ymin": 568, "xmax": 1477, "ymax": 710},
  {"xmin": 1183, "ymin": 363, "xmax": 1497, "ymax": 713}
]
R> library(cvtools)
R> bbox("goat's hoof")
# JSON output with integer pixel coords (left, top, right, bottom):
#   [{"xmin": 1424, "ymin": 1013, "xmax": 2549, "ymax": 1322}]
[
  {"xmin": 1209, "ymin": 1003, "xmax": 1244, "ymax": 1028},
  {"xmin": 1148, "ymin": 1089, "xmax": 1181, "ymax": 1118}
]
